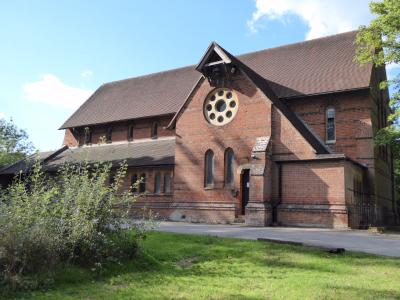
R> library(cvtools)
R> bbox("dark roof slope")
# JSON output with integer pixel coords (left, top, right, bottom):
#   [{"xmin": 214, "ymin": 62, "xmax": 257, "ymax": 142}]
[
  {"xmin": 61, "ymin": 67, "xmax": 201, "ymax": 129},
  {"xmin": 0, "ymin": 138, "xmax": 175, "ymax": 175},
  {"xmin": 241, "ymin": 31, "xmax": 371, "ymax": 98},
  {"xmin": 61, "ymin": 31, "xmax": 371, "ymax": 129},
  {"xmin": 0, "ymin": 148, "xmax": 65, "ymax": 175},
  {"xmin": 45, "ymin": 138, "xmax": 175, "ymax": 171}
]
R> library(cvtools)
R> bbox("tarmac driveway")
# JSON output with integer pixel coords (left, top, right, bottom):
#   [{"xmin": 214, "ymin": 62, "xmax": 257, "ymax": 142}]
[{"xmin": 157, "ymin": 221, "xmax": 400, "ymax": 257}]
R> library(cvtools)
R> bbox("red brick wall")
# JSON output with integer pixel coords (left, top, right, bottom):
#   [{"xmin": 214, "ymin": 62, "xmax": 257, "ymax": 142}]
[
  {"xmin": 271, "ymin": 106, "xmax": 317, "ymax": 161},
  {"xmin": 172, "ymin": 70, "xmax": 325, "ymax": 224},
  {"xmin": 173, "ymin": 72, "xmax": 272, "ymax": 221},
  {"xmin": 121, "ymin": 166, "xmax": 174, "ymax": 195},
  {"xmin": 121, "ymin": 166, "xmax": 175, "ymax": 217},
  {"xmin": 287, "ymin": 90, "xmax": 373, "ymax": 165},
  {"xmin": 369, "ymin": 67, "xmax": 396, "ymax": 223},
  {"xmin": 63, "ymin": 115, "xmax": 174, "ymax": 147},
  {"xmin": 276, "ymin": 160, "xmax": 348, "ymax": 228},
  {"xmin": 287, "ymin": 78, "xmax": 396, "ymax": 225},
  {"xmin": 62, "ymin": 129, "xmax": 79, "ymax": 147},
  {"xmin": 281, "ymin": 161, "xmax": 345, "ymax": 204}
]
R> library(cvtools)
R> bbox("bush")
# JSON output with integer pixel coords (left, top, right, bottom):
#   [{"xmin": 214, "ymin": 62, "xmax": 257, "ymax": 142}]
[{"xmin": 0, "ymin": 159, "xmax": 154, "ymax": 290}]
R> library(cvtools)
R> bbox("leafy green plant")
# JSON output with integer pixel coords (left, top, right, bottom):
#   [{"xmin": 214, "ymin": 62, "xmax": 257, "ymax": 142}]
[
  {"xmin": 0, "ymin": 158, "xmax": 155, "ymax": 290},
  {"xmin": 355, "ymin": 0, "xmax": 400, "ymax": 204},
  {"xmin": 0, "ymin": 160, "xmax": 60, "ymax": 289}
]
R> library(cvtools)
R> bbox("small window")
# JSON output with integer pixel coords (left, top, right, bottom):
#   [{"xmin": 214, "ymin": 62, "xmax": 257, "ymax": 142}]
[
  {"xmin": 151, "ymin": 122, "xmax": 158, "ymax": 139},
  {"xmin": 106, "ymin": 127, "xmax": 112, "ymax": 143},
  {"xmin": 164, "ymin": 173, "xmax": 172, "ymax": 194},
  {"xmin": 128, "ymin": 124, "xmax": 134, "ymax": 141},
  {"xmin": 154, "ymin": 172, "xmax": 161, "ymax": 194},
  {"xmin": 139, "ymin": 173, "xmax": 146, "ymax": 193},
  {"xmin": 131, "ymin": 174, "xmax": 138, "ymax": 193},
  {"xmin": 84, "ymin": 127, "xmax": 92, "ymax": 145},
  {"xmin": 326, "ymin": 107, "xmax": 336, "ymax": 143},
  {"xmin": 224, "ymin": 148, "xmax": 235, "ymax": 186},
  {"xmin": 204, "ymin": 150, "xmax": 214, "ymax": 188}
]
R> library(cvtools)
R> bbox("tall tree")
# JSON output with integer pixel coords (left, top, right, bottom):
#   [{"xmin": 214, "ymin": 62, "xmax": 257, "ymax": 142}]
[
  {"xmin": 0, "ymin": 118, "xmax": 34, "ymax": 169},
  {"xmin": 355, "ymin": 0, "xmax": 400, "ymax": 199}
]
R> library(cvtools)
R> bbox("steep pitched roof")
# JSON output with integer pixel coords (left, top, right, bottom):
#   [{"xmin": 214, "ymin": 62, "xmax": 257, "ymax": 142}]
[
  {"xmin": 61, "ymin": 31, "xmax": 371, "ymax": 129},
  {"xmin": 240, "ymin": 31, "xmax": 372, "ymax": 98}
]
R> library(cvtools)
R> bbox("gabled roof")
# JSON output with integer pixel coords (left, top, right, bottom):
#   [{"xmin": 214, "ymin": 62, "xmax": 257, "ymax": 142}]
[
  {"xmin": 0, "ymin": 138, "xmax": 175, "ymax": 175},
  {"xmin": 61, "ymin": 31, "xmax": 371, "ymax": 129},
  {"xmin": 196, "ymin": 41, "xmax": 232, "ymax": 72},
  {"xmin": 170, "ymin": 42, "xmax": 331, "ymax": 154}
]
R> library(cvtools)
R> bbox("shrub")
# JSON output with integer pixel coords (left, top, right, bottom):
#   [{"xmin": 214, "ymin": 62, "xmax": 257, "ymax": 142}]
[
  {"xmin": 0, "ymin": 161, "xmax": 60, "ymax": 289},
  {"xmin": 0, "ymin": 158, "xmax": 154, "ymax": 290}
]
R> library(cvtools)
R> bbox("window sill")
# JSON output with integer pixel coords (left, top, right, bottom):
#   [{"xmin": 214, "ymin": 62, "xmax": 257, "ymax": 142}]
[
  {"xmin": 325, "ymin": 140, "xmax": 336, "ymax": 145},
  {"xmin": 144, "ymin": 193, "xmax": 173, "ymax": 196},
  {"xmin": 204, "ymin": 186, "xmax": 214, "ymax": 190}
]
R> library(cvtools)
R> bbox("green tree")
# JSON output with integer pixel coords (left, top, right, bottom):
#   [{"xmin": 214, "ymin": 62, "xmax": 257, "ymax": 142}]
[
  {"xmin": 355, "ymin": 0, "xmax": 400, "ymax": 199},
  {"xmin": 0, "ymin": 118, "xmax": 34, "ymax": 169}
]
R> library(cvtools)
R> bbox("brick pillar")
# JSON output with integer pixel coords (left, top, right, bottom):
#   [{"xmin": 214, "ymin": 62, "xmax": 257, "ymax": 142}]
[{"xmin": 244, "ymin": 144, "xmax": 272, "ymax": 226}]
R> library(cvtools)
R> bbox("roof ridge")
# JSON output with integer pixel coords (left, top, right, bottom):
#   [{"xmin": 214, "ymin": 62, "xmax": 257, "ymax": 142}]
[
  {"xmin": 238, "ymin": 30, "xmax": 358, "ymax": 59},
  {"xmin": 103, "ymin": 65, "xmax": 196, "ymax": 87},
  {"xmin": 97, "ymin": 30, "xmax": 359, "ymax": 88}
]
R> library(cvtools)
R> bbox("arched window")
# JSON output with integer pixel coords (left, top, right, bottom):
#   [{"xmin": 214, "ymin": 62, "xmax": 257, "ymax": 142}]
[
  {"xmin": 224, "ymin": 148, "xmax": 235, "ymax": 186},
  {"xmin": 131, "ymin": 174, "xmax": 138, "ymax": 193},
  {"xmin": 139, "ymin": 173, "xmax": 146, "ymax": 193},
  {"xmin": 151, "ymin": 122, "xmax": 158, "ymax": 139},
  {"xmin": 154, "ymin": 172, "xmax": 161, "ymax": 194},
  {"xmin": 326, "ymin": 107, "xmax": 336, "ymax": 143},
  {"xmin": 128, "ymin": 124, "xmax": 134, "ymax": 141},
  {"xmin": 84, "ymin": 127, "xmax": 92, "ymax": 145},
  {"xmin": 204, "ymin": 150, "xmax": 214, "ymax": 188},
  {"xmin": 106, "ymin": 127, "xmax": 112, "ymax": 143},
  {"xmin": 164, "ymin": 173, "xmax": 172, "ymax": 194}
]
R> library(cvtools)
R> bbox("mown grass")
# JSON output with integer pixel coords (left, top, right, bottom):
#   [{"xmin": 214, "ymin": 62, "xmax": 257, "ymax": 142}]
[{"xmin": 5, "ymin": 231, "xmax": 400, "ymax": 300}]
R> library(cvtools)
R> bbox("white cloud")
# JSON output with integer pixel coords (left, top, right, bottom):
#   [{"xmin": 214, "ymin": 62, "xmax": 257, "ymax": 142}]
[
  {"xmin": 23, "ymin": 74, "xmax": 94, "ymax": 109},
  {"xmin": 0, "ymin": 112, "xmax": 5, "ymax": 119},
  {"xmin": 80, "ymin": 70, "xmax": 93, "ymax": 79},
  {"xmin": 248, "ymin": 0, "xmax": 373, "ymax": 40}
]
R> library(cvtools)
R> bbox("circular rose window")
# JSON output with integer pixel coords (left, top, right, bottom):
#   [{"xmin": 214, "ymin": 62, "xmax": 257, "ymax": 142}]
[{"xmin": 204, "ymin": 88, "xmax": 239, "ymax": 126}]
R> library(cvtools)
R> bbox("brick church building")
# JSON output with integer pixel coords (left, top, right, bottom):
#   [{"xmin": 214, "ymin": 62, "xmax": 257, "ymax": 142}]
[{"xmin": 1, "ymin": 31, "xmax": 397, "ymax": 228}]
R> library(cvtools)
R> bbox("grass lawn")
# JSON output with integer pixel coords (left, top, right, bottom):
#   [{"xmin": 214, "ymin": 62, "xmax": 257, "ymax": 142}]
[{"xmin": 6, "ymin": 231, "xmax": 400, "ymax": 300}]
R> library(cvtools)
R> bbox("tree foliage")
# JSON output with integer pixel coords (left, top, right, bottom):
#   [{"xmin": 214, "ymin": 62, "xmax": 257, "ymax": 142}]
[
  {"xmin": 0, "ymin": 118, "xmax": 34, "ymax": 169},
  {"xmin": 356, "ymin": 0, "xmax": 400, "ymax": 200},
  {"xmin": 356, "ymin": 0, "xmax": 400, "ymax": 138}
]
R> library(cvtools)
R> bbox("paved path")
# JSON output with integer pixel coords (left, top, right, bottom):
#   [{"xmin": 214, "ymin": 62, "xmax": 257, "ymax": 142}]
[{"xmin": 157, "ymin": 221, "xmax": 400, "ymax": 257}]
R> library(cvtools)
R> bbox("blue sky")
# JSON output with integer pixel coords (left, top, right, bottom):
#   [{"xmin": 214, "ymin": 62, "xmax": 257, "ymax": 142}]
[{"xmin": 1, "ymin": 0, "xmax": 395, "ymax": 151}]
